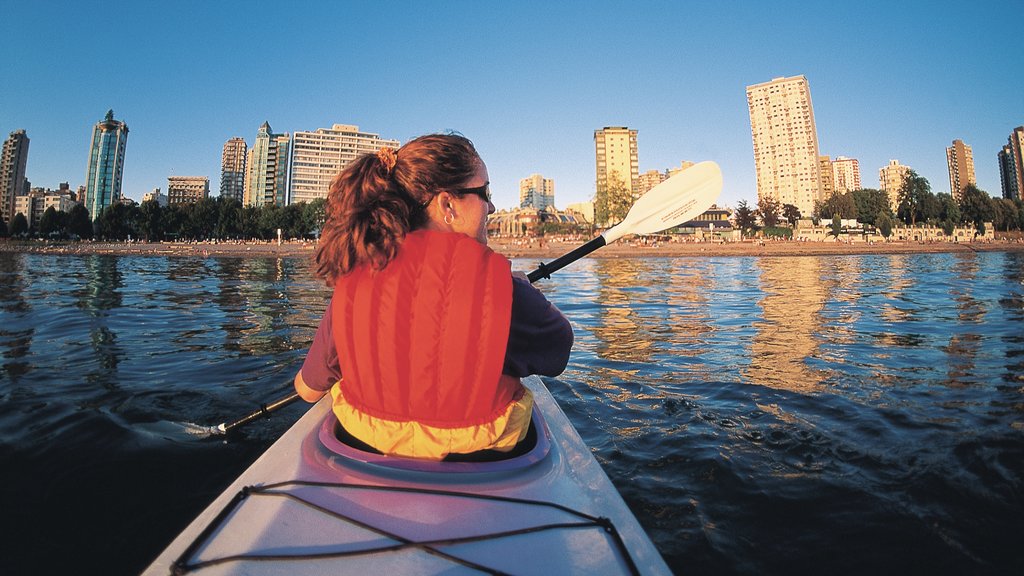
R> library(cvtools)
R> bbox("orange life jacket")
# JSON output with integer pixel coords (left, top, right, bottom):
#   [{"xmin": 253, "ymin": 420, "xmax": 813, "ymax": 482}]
[{"xmin": 330, "ymin": 229, "xmax": 521, "ymax": 429}]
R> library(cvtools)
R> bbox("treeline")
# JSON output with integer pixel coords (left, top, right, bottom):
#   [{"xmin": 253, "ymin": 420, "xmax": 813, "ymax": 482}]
[
  {"xmin": 0, "ymin": 197, "xmax": 327, "ymax": 242},
  {"xmin": 731, "ymin": 171, "xmax": 1023, "ymax": 237}
]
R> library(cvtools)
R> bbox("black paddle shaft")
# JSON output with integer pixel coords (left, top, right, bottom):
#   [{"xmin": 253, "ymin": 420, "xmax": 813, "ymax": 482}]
[
  {"xmin": 220, "ymin": 392, "xmax": 302, "ymax": 434},
  {"xmin": 526, "ymin": 236, "xmax": 606, "ymax": 283}
]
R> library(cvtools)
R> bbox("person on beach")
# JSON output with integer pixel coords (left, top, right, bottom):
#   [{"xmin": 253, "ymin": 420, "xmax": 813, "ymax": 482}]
[{"xmin": 293, "ymin": 133, "xmax": 573, "ymax": 460}]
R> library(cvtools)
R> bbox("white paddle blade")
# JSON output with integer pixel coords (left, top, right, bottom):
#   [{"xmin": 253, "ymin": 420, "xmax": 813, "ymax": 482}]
[{"xmin": 603, "ymin": 161, "xmax": 722, "ymax": 244}]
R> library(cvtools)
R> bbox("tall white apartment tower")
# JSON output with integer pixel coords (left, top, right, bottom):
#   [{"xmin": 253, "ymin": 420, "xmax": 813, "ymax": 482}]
[
  {"xmin": 288, "ymin": 124, "xmax": 400, "ymax": 205},
  {"xmin": 946, "ymin": 139, "xmax": 975, "ymax": 200},
  {"xmin": 746, "ymin": 76, "xmax": 822, "ymax": 217}
]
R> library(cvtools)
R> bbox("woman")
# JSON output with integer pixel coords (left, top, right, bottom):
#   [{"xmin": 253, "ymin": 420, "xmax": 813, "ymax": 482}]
[{"xmin": 294, "ymin": 133, "xmax": 573, "ymax": 460}]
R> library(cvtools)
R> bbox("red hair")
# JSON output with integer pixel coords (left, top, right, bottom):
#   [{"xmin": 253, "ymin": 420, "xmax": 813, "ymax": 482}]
[{"xmin": 315, "ymin": 133, "xmax": 480, "ymax": 283}]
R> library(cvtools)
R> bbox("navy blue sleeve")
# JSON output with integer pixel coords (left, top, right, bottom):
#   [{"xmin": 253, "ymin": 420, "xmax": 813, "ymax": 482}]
[{"xmin": 504, "ymin": 276, "xmax": 574, "ymax": 377}]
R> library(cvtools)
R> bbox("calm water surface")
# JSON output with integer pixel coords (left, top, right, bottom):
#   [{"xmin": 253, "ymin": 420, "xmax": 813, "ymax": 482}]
[{"xmin": 1, "ymin": 250, "xmax": 1022, "ymax": 575}]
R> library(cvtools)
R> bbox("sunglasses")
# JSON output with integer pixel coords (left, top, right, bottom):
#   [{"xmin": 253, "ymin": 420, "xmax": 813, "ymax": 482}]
[{"xmin": 453, "ymin": 182, "xmax": 491, "ymax": 203}]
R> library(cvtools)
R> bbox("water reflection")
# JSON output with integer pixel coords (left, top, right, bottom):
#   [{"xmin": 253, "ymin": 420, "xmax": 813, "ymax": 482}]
[
  {"xmin": 76, "ymin": 256, "xmax": 125, "ymax": 390},
  {"xmin": 592, "ymin": 259, "xmax": 660, "ymax": 363},
  {"xmin": 662, "ymin": 260, "xmax": 713, "ymax": 358},
  {"xmin": 0, "ymin": 253, "xmax": 31, "ymax": 381},
  {"xmin": 746, "ymin": 257, "xmax": 827, "ymax": 392},
  {"xmin": 942, "ymin": 252, "xmax": 985, "ymax": 386}
]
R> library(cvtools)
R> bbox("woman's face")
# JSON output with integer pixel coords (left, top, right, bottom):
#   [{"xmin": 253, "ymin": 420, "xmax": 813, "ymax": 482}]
[{"xmin": 449, "ymin": 160, "xmax": 495, "ymax": 244}]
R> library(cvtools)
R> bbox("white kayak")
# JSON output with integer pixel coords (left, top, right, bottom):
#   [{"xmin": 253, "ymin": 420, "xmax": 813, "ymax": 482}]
[{"xmin": 145, "ymin": 376, "xmax": 671, "ymax": 575}]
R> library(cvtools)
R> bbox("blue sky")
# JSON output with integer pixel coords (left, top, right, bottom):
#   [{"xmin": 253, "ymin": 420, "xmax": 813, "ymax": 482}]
[{"xmin": 2, "ymin": 1, "xmax": 1021, "ymax": 211}]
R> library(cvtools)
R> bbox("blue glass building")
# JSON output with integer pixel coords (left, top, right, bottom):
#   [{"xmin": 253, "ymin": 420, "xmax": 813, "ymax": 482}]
[{"xmin": 84, "ymin": 110, "xmax": 129, "ymax": 220}]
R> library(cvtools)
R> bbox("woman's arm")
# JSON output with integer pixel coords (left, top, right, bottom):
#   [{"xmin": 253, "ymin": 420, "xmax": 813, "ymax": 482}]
[
  {"xmin": 293, "ymin": 302, "xmax": 340, "ymax": 402},
  {"xmin": 504, "ymin": 274, "xmax": 574, "ymax": 377}
]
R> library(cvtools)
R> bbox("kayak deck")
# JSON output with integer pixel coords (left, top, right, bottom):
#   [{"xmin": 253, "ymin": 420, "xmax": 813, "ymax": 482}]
[{"xmin": 146, "ymin": 376, "xmax": 670, "ymax": 575}]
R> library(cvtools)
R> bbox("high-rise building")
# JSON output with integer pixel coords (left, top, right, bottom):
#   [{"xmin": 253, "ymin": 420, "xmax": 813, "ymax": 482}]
[
  {"xmin": 635, "ymin": 170, "xmax": 666, "ymax": 196},
  {"xmin": 595, "ymin": 126, "xmax": 639, "ymax": 198},
  {"xmin": 818, "ymin": 155, "xmax": 835, "ymax": 200},
  {"xmin": 746, "ymin": 75, "xmax": 822, "ymax": 217},
  {"xmin": 998, "ymin": 126, "xmax": 1023, "ymax": 201},
  {"xmin": 243, "ymin": 122, "xmax": 290, "ymax": 208},
  {"xmin": 288, "ymin": 124, "xmax": 399, "ymax": 205},
  {"xmin": 879, "ymin": 159, "xmax": 912, "ymax": 210},
  {"xmin": 220, "ymin": 137, "xmax": 247, "ymax": 202},
  {"xmin": 832, "ymin": 156, "xmax": 861, "ymax": 195},
  {"xmin": 519, "ymin": 173, "xmax": 555, "ymax": 210},
  {"xmin": 1, "ymin": 129, "xmax": 30, "ymax": 224},
  {"xmin": 84, "ymin": 110, "xmax": 129, "ymax": 220},
  {"xmin": 946, "ymin": 139, "xmax": 975, "ymax": 200},
  {"xmin": 167, "ymin": 176, "xmax": 210, "ymax": 205}
]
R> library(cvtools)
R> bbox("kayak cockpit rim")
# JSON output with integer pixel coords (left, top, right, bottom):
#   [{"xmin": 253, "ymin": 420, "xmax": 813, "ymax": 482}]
[{"xmin": 316, "ymin": 403, "xmax": 553, "ymax": 473}]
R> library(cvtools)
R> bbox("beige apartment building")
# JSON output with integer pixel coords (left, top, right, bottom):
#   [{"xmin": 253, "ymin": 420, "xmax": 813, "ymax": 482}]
[
  {"xmin": 167, "ymin": 176, "xmax": 210, "ymax": 205},
  {"xmin": 595, "ymin": 126, "xmax": 639, "ymax": 197},
  {"xmin": 945, "ymin": 139, "xmax": 975, "ymax": 200},
  {"xmin": 879, "ymin": 159, "xmax": 911, "ymax": 210},
  {"xmin": 832, "ymin": 156, "xmax": 861, "ymax": 194},
  {"xmin": 818, "ymin": 156, "xmax": 835, "ymax": 199},
  {"xmin": 746, "ymin": 76, "xmax": 822, "ymax": 218},
  {"xmin": 288, "ymin": 124, "xmax": 399, "ymax": 205},
  {"xmin": 635, "ymin": 169, "xmax": 666, "ymax": 195}
]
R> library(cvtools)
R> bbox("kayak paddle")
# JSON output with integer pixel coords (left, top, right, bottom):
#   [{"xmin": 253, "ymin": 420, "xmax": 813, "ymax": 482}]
[
  {"xmin": 199, "ymin": 161, "xmax": 722, "ymax": 435},
  {"xmin": 528, "ymin": 160, "xmax": 722, "ymax": 282}
]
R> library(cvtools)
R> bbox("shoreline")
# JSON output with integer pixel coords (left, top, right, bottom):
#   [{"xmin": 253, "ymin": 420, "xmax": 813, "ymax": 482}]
[{"xmin": 3, "ymin": 237, "xmax": 1024, "ymax": 260}]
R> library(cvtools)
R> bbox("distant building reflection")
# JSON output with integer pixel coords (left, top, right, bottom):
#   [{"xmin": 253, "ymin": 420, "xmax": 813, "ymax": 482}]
[
  {"xmin": 746, "ymin": 257, "xmax": 827, "ymax": 392},
  {"xmin": 943, "ymin": 252, "xmax": 984, "ymax": 384},
  {"xmin": 76, "ymin": 255, "xmax": 125, "ymax": 389},
  {"xmin": 0, "ymin": 253, "xmax": 31, "ymax": 380},
  {"xmin": 592, "ymin": 259, "xmax": 658, "ymax": 364}
]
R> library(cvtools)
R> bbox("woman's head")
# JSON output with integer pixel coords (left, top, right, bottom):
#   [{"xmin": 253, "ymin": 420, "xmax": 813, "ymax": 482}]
[{"xmin": 315, "ymin": 133, "xmax": 494, "ymax": 282}]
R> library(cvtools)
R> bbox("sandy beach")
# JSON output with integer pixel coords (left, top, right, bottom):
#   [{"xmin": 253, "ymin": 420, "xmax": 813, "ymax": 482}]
[{"xmin": 3, "ymin": 236, "xmax": 1023, "ymax": 260}]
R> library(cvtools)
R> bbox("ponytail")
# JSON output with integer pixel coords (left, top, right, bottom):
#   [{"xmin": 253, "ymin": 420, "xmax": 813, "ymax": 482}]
[{"xmin": 315, "ymin": 133, "xmax": 480, "ymax": 284}]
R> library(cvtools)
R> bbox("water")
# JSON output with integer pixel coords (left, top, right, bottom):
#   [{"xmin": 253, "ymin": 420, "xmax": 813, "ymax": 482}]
[{"xmin": 1, "ymin": 250, "xmax": 1022, "ymax": 575}]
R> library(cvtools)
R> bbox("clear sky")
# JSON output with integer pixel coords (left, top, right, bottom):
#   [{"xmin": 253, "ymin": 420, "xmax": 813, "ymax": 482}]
[{"xmin": 2, "ymin": 0, "xmax": 1021, "ymax": 211}]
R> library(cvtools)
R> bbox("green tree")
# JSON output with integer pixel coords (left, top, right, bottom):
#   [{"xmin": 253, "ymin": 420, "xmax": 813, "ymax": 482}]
[
  {"xmin": 896, "ymin": 170, "xmax": 931, "ymax": 226},
  {"xmin": 38, "ymin": 206, "xmax": 61, "ymax": 238},
  {"xmin": 216, "ymin": 197, "xmax": 243, "ymax": 239},
  {"xmin": 757, "ymin": 196, "xmax": 781, "ymax": 228},
  {"xmin": 937, "ymin": 192, "xmax": 958, "ymax": 228},
  {"xmin": 302, "ymin": 198, "xmax": 327, "ymax": 239},
  {"xmin": 957, "ymin": 184, "xmax": 994, "ymax": 234},
  {"xmin": 782, "ymin": 203, "xmax": 801, "ymax": 227},
  {"xmin": 830, "ymin": 213, "xmax": 842, "ymax": 238},
  {"xmin": 733, "ymin": 199, "xmax": 758, "ymax": 236},
  {"xmin": 851, "ymin": 188, "xmax": 890, "ymax": 226},
  {"xmin": 161, "ymin": 204, "xmax": 186, "ymax": 239},
  {"xmin": 96, "ymin": 203, "xmax": 137, "ymax": 240},
  {"xmin": 816, "ymin": 191, "xmax": 857, "ymax": 220},
  {"xmin": 876, "ymin": 212, "xmax": 894, "ymax": 238},
  {"xmin": 0, "ymin": 218, "xmax": 7, "ymax": 238},
  {"xmin": 189, "ymin": 198, "xmax": 219, "ymax": 240},
  {"xmin": 992, "ymin": 198, "xmax": 1020, "ymax": 231},
  {"xmin": 67, "ymin": 205, "xmax": 93, "ymax": 239},
  {"xmin": 10, "ymin": 213, "xmax": 29, "ymax": 237},
  {"xmin": 138, "ymin": 200, "xmax": 163, "ymax": 241}
]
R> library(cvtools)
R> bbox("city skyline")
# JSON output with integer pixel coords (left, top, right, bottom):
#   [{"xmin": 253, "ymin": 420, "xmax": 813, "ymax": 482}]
[{"xmin": 1, "ymin": 1, "xmax": 1020, "ymax": 212}]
